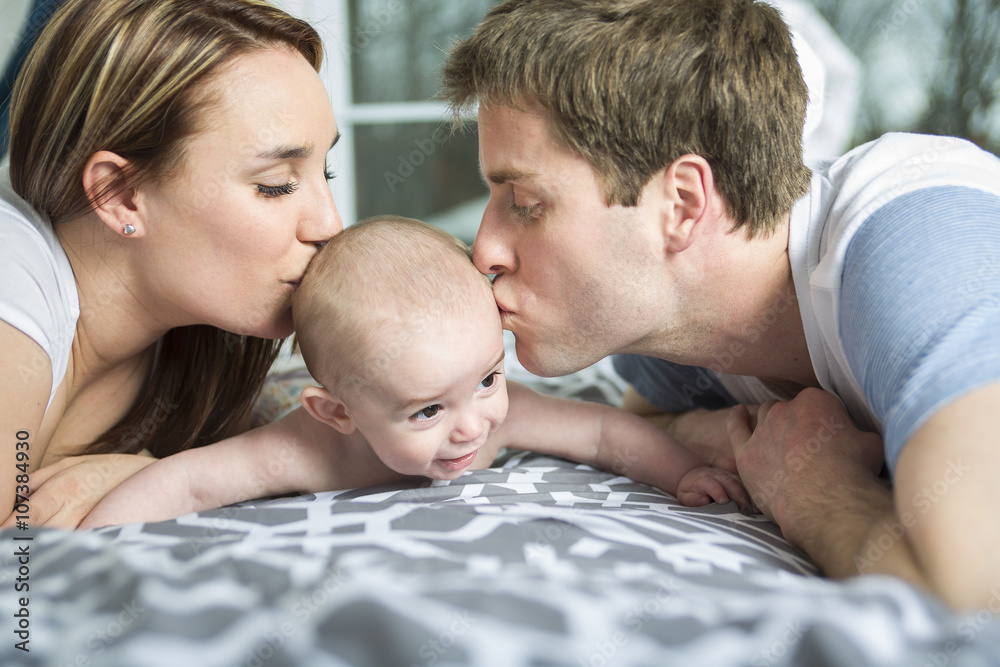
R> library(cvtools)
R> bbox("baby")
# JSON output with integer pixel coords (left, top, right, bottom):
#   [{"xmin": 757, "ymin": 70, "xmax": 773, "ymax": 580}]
[{"xmin": 82, "ymin": 216, "xmax": 752, "ymax": 527}]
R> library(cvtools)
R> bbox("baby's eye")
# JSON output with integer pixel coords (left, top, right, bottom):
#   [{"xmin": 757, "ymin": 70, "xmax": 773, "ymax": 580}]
[
  {"xmin": 479, "ymin": 372, "xmax": 500, "ymax": 389},
  {"xmin": 412, "ymin": 405, "xmax": 442, "ymax": 421}
]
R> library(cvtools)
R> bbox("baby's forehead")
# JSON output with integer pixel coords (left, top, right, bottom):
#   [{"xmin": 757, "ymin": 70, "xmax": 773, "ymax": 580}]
[
  {"xmin": 348, "ymin": 288, "xmax": 502, "ymax": 394},
  {"xmin": 371, "ymin": 278, "xmax": 493, "ymax": 330}
]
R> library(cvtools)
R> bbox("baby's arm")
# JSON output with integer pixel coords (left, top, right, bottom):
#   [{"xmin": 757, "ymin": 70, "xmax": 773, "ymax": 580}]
[
  {"xmin": 78, "ymin": 443, "xmax": 228, "ymax": 527},
  {"xmin": 81, "ymin": 407, "xmax": 399, "ymax": 527},
  {"xmin": 494, "ymin": 382, "xmax": 754, "ymax": 512}
]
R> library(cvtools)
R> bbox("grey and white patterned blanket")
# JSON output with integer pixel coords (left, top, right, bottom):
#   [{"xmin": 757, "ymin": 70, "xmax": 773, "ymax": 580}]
[
  {"xmin": 3, "ymin": 341, "xmax": 999, "ymax": 666},
  {"xmin": 2, "ymin": 450, "xmax": 999, "ymax": 667}
]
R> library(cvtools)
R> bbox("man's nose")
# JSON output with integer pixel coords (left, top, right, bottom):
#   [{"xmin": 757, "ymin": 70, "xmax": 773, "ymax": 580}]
[{"xmin": 472, "ymin": 201, "xmax": 516, "ymax": 275}]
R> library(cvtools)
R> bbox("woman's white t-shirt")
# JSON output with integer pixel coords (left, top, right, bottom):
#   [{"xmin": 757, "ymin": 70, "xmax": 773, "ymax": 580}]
[{"xmin": 0, "ymin": 167, "xmax": 79, "ymax": 410}]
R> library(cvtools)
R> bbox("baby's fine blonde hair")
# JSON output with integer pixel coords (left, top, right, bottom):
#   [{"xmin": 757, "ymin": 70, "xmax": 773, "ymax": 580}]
[{"xmin": 293, "ymin": 215, "xmax": 492, "ymax": 397}]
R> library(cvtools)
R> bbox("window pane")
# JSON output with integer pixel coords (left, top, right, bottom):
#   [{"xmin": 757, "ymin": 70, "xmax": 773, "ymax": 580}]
[
  {"xmin": 353, "ymin": 122, "xmax": 486, "ymax": 243},
  {"xmin": 349, "ymin": 0, "xmax": 498, "ymax": 104}
]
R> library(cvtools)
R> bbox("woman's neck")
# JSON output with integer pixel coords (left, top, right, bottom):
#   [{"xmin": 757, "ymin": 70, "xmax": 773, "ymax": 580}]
[{"xmin": 55, "ymin": 214, "xmax": 169, "ymax": 387}]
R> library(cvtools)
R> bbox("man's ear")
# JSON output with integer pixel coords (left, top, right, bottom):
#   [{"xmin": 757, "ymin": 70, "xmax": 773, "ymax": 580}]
[
  {"xmin": 300, "ymin": 385, "xmax": 358, "ymax": 435},
  {"xmin": 81, "ymin": 150, "xmax": 143, "ymax": 238},
  {"xmin": 657, "ymin": 154, "xmax": 714, "ymax": 253}
]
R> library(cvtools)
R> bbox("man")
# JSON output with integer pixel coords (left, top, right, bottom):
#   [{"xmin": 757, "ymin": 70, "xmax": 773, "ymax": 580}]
[{"xmin": 441, "ymin": 0, "xmax": 1000, "ymax": 611}]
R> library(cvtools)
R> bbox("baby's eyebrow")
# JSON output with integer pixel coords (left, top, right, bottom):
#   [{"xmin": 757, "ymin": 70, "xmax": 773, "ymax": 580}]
[
  {"xmin": 394, "ymin": 349, "xmax": 506, "ymax": 414},
  {"xmin": 396, "ymin": 392, "xmax": 445, "ymax": 415},
  {"xmin": 485, "ymin": 349, "xmax": 506, "ymax": 372}
]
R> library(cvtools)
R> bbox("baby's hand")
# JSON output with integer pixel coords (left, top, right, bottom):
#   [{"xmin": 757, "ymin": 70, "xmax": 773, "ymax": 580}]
[{"xmin": 675, "ymin": 466, "xmax": 758, "ymax": 515}]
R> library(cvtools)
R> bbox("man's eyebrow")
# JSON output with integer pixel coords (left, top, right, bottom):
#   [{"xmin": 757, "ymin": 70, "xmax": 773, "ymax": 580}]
[
  {"xmin": 395, "ymin": 349, "xmax": 506, "ymax": 414},
  {"xmin": 481, "ymin": 166, "xmax": 539, "ymax": 186}
]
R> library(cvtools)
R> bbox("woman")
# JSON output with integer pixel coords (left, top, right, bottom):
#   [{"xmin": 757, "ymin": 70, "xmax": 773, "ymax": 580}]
[{"xmin": 0, "ymin": 0, "xmax": 342, "ymax": 527}]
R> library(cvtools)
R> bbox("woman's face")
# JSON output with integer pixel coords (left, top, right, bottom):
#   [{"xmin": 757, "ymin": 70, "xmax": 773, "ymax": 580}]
[{"xmin": 136, "ymin": 46, "xmax": 342, "ymax": 339}]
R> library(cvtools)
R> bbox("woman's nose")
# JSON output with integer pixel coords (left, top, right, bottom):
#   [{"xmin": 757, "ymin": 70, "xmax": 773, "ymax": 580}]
[{"xmin": 302, "ymin": 182, "xmax": 343, "ymax": 245}]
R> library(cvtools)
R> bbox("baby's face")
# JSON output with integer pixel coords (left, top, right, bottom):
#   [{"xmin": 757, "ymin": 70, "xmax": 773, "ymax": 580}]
[{"xmin": 348, "ymin": 292, "xmax": 509, "ymax": 480}]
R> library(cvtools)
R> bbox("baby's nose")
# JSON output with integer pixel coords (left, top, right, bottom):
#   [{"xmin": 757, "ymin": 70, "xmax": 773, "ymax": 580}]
[{"xmin": 452, "ymin": 412, "xmax": 486, "ymax": 443}]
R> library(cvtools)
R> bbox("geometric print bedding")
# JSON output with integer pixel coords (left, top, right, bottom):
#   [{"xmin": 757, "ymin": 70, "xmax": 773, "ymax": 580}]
[{"xmin": 3, "ymin": 451, "xmax": 998, "ymax": 667}]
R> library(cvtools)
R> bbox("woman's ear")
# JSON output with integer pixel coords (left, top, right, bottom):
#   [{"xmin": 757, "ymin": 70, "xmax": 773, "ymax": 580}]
[
  {"xmin": 658, "ymin": 154, "xmax": 714, "ymax": 253},
  {"xmin": 300, "ymin": 385, "xmax": 357, "ymax": 435},
  {"xmin": 82, "ymin": 150, "xmax": 143, "ymax": 238}
]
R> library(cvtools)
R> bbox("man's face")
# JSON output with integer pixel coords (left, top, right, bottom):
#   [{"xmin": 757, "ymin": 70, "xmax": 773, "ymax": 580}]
[{"xmin": 474, "ymin": 102, "xmax": 663, "ymax": 377}]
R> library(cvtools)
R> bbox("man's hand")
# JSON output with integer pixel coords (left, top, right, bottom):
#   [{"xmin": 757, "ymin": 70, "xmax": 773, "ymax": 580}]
[
  {"xmin": 2, "ymin": 453, "xmax": 156, "ymax": 530},
  {"xmin": 726, "ymin": 383, "xmax": 1000, "ymax": 613},
  {"xmin": 726, "ymin": 388, "xmax": 883, "ymax": 544}
]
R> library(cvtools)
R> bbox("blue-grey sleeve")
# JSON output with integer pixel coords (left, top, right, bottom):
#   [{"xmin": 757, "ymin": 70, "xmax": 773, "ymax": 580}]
[
  {"xmin": 612, "ymin": 354, "xmax": 737, "ymax": 412},
  {"xmin": 840, "ymin": 185, "xmax": 1000, "ymax": 472}
]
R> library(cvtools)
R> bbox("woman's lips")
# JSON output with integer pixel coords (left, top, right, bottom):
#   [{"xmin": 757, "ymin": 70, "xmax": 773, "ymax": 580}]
[{"xmin": 442, "ymin": 450, "xmax": 477, "ymax": 470}]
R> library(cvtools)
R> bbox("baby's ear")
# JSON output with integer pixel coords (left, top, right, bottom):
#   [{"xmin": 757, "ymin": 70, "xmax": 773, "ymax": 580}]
[{"xmin": 300, "ymin": 386, "xmax": 357, "ymax": 435}]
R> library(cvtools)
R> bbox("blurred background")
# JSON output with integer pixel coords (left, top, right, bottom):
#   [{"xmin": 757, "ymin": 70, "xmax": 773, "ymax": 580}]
[{"xmin": 2, "ymin": 0, "xmax": 998, "ymax": 243}]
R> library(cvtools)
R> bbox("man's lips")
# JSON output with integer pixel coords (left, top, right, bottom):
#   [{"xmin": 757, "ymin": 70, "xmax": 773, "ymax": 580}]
[
  {"xmin": 441, "ymin": 450, "xmax": 478, "ymax": 470},
  {"xmin": 493, "ymin": 295, "xmax": 514, "ymax": 316}
]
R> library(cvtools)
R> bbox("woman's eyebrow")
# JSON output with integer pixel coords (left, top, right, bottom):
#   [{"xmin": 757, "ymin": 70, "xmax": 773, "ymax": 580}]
[
  {"xmin": 255, "ymin": 134, "xmax": 339, "ymax": 162},
  {"xmin": 256, "ymin": 144, "xmax": 313, "ymax": 160}
]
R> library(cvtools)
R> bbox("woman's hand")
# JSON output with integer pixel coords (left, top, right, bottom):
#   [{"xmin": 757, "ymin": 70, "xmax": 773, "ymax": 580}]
[{"xmin": 2, "ymin": 452, "xmax": 157, "ymax": 530}]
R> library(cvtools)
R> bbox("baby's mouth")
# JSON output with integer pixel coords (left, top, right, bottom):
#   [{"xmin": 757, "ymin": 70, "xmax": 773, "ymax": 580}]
[{"xmin": 441, "ymin": 450, "xmax": 478, "ymax": 470}]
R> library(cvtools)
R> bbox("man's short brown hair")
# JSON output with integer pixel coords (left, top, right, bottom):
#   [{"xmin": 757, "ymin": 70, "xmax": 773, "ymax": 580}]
[{"xmin": 442, "ymin": 0, "xmax": 812, "ymax": 236}]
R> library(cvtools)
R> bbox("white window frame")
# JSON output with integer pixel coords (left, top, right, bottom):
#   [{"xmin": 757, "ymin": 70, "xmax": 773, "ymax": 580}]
[{"xmin": 279, "ymin": 0, "xmax": 459, "ymax": 228}]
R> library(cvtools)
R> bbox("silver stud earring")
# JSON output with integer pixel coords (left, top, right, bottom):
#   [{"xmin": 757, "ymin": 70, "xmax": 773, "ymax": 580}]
[{"xmin": 123, "ymin": 224, "xmax": 136, "ymax": 236}]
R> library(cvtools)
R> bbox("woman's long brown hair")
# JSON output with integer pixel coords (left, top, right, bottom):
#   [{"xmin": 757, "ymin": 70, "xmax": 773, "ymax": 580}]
[{"xmin": 8, "ymin": 0, "xmax": 324, "ymax": 456}]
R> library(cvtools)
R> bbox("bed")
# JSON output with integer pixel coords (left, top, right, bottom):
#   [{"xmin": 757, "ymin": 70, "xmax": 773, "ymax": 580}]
[{"xmin": 3, "ymin": 336, "xmax": 999, "ymax": 667}]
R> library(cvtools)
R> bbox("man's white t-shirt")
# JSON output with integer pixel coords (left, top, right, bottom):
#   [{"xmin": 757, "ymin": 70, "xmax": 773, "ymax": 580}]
[{"xmin": 615, "ymin": 133, "xmax": 1000, "ymax": 471}]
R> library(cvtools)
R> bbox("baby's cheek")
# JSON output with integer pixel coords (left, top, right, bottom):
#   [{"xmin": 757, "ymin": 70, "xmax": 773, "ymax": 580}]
[{"xmin": 380, "ymin": 452, "xmax": 428, "ymax": 478}]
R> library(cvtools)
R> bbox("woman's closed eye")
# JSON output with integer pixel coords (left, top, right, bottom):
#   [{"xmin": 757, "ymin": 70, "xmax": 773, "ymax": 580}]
[{"xmin": 257, "ymin": 181, "xmax": 299, "ymax": 198}]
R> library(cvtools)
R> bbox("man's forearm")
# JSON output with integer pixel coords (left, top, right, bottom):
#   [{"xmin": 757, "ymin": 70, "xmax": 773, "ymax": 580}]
[{"xmin": 785, "ymin": 460, "xmax": 929, "ymax": 591}]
